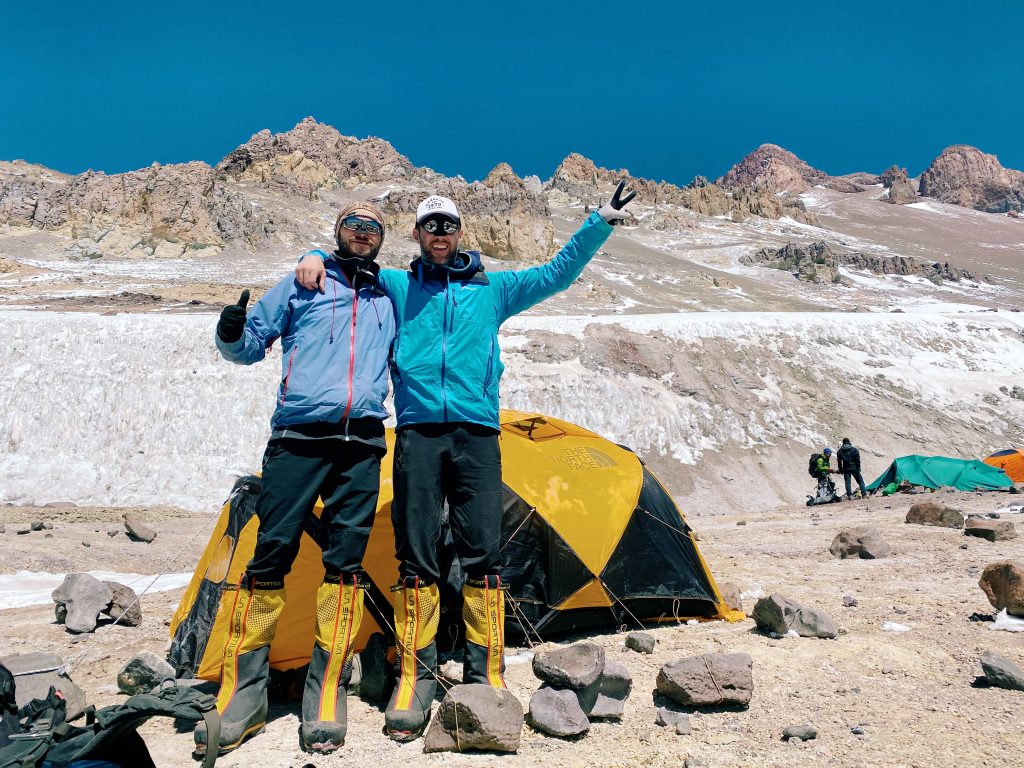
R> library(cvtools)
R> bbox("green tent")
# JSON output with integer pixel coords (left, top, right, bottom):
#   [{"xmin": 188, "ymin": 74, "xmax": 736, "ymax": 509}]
[{"xmin": 866, "ymin": 455, "xmax": 1013, "ymax": 493}]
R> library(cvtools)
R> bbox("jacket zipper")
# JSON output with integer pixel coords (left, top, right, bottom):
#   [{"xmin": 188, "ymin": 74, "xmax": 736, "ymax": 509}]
[
  {"xmin": 341, "ymin": 282, "xmax": 359, "ymax": 429},
  {"xmin": 441, "ymin": 274, "xmax": 449, "ymax": 422}
]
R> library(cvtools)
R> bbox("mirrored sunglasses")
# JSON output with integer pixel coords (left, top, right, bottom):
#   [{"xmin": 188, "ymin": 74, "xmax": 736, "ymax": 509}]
[
  {"xmin": 340, "ymin": 216, "xmax": 383, "ymax": 235},
  {"xmin": 421, "ymin": 218, "xmax": 460, "ymax": 235}
]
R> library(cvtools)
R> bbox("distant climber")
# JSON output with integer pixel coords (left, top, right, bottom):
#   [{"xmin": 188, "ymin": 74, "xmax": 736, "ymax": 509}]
[
  {"xmin": 837, "ymin": 437, "xmax": 868, "ymax": 500},
  {"xmin": 807, "ymin": 447, "xmax": 839, "ymax": 506}
]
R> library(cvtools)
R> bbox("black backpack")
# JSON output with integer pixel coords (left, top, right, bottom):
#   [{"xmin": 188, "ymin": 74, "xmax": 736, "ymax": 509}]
[
  {"xmin": 808, "ymin": 453, "xmax": 822, "ymax": 477},
  {"xmin": 0, "ymin": 663, "xmax": 18, "ymax": 749},
  {"xmin": 0, "ymin": 683, "xmax": 219, "ymax": 768}
]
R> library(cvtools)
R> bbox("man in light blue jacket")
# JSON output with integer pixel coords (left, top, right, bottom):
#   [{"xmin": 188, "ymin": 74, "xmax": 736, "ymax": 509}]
[
  {"xmin": 296, "ymin": 182, "xmax": 635, "ymax": 739},
  {"xmin": 199, "ymin": 201, "xmax": 396, "ymax": 757}
]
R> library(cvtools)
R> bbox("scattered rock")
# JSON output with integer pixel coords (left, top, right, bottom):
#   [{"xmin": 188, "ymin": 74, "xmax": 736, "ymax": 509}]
[
  {"xmin": 117, "ymin": 651, "xmax": 175, "ymax": 695},
  {"xmin": 782, "ymin": 724, "xmax": 818, "ymax": 741},
  {"xmin": 843, "ymin": 596, "xmax": 858, "ymax": 608},
  {"xmin": 625, "ymin": 632, "xmax": 655, "ymax": 654},
  {"xmin": 851, "ymin": 725, "xmax": 866, "ymax": 735},
  {"xmin": 0, "ymin": 652, "xmax": 88, "ymax": 720},
  {"xmin": 717, "ymin": 581, "xmax": 743, "ymax": 613},
  {"xmin": 527, "ymin": 685, "xmax": 590, "ymax": 737},
  {"xmin": 103, "ymin": 581, "xmax": 142, "ymax": 627},
  {"xmin": 107, "ymin": 530, "xmax": 119, "ymax": 537},
  {"xmin": 655, "ymin": 653, "xmax": 753, "ymax": 707},
  {"xmin": 16, "ymin": 529, "xmax": 30, "ymax": 535},
  {"xmin": 978, "ymin": 561, "xmax": 1024, "ymax": 616},
  {"xmin": 906, "ymin": 502, "xmax": 964, "ymax": 528},
  {"xmin": 42, "ymin": 522, "xmax": 53, "ymax": 530},
  {"xmin": 586, "ymin": 661, "xmax": 632, "ymax": 719},
  {"xmin": 123, "ymin": 513, "xmax": 157, "ymax": 543},
  {"xmin": 830, "ymin": 526, "xmax": 892, "ymax": 559},
  {"xmin": 752, "ymin": 594, "xmax": 838, "ymax": 639},
  {"xmin": 675, "ymin": 718, "xmax": 693, "ymax": 736},
  {"xmin": 532, "ymin": 643, "xmax": 605, "ymax": 689},
  {"xmin": 656, "ymin": 706, "xmax": 689, "ymax": 728},
  {"xmin": 979, "ymin": 651, "xmax": 1024, "ymax": 691},
  {"xmin": 30, "ymin": 521, "xmax": 44, "ymax": 531},
  {"xmin": 52, "ymin": 573, "xmax": 113, "ymax": 634},
  {"xmin": 965, "ymin": 518, "xmax": 1017, "ymax": 542},
  {"xmin": 423, "ymin": 683, "xmax": 523, "ymax": 753}
]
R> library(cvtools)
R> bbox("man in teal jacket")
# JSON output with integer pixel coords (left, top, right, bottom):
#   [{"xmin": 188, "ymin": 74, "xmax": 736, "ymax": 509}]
[{"xmin": 296, "ymin": 182, "xmax": 635, "ymax": 739}]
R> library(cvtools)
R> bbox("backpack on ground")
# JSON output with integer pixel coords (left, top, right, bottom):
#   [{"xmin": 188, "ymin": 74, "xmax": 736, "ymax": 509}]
[
  {"xmin": 0, "ymin": 663, "xmax": 19, "ymax": 749},
  {"xmin": 807, "ymin": 453, "xmax": 822, "ymax": 477},
  {"xmin": 0, "ymin": 682, "xmax": 219, "ymax": 768}
]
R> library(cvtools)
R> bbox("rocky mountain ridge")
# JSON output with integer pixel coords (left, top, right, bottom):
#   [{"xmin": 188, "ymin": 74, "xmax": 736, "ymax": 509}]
[{"xmin": 1, "ymin": 120, "xmax": 1021, "ymax": 268}]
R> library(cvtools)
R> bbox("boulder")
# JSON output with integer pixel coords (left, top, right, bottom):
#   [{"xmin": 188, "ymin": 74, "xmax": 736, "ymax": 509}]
[
  {"xmin": 586, "ymin": 660, "xmax": 632, "ymax": 719},
  {"xmin": 123, "ymin": 513, "xmax": 157, "ymax": 543},
  {"xmin": 103, "ymin": 581, "xmax": 142, "ymax": 627},
  {"xmin": 906, "ymin": 502, "xmax": 964, "ymax": 528},
  {"xmin": 830, "ymin": 526, "xmax": 892, "ymax": 559},
  {"xmin": 52, "ymin": 573, "xmax": 113, "ymax": 634},
  {"xmin": 0, "ymin": 652, "xmax": 88, "ymax": 721},
  {"xmin": 965, "ymin": 518, "xmax": 1017, "ymax": 542},
  {"xmin": 526, "ymin": 685, "xmax": 590, "ymax": 738},
  {"xmin": 532, "ymin": 643, "xmax": 605, "ymax": 690},
  {"xmin": 978, "ymin": 561, "xmax": 1024, "ymax": 616},
  {"xmin": 979, "ymin": 651, "xmax": 1024, "ymax": 691},
  {"xmin": 655, "ymin": 653, "xmax": 753, "ymax": 707},
  {"xmin": 117, "ymin": 651, "xmax": 175, "ymax": 695},
  {"xmin": 751, "ymin": 594, "xmax": 838, "ymax": 639},
  {"xmin": 423, "ymin": 683, "xmax": 523, "ymax": 753},
  {"xmin": 625, "ymin": 632, "xmax": 655, "ymax": 654}
]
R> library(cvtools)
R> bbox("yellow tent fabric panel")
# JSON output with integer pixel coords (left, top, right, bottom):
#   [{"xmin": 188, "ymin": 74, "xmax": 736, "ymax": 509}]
[
  {"xmin": 498, "ymin": 416, "xmax": 642, "ymax": 576},
  {"xmin": 555, "ymin": 579, "xmax": 613, "ymax": 610}
]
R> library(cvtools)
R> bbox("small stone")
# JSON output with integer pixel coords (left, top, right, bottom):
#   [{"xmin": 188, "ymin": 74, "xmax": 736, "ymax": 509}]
[
  {"xmin": 851, "ymin": 726, "xmax": 865, "ymax": 735},
  {"xmin": 43, "ymin": 522, "xmax": 53, "ymax": 530},
  {"xmin": 16, "ymin": 529, "xmax": 30, "ymax": 535},
  {"xmin": 81, "ymin": 542, "xmax": 91, "ymax": 547},
  {"xmin": 117, "ymin": 651, "xmax": 175, "ymax": 695},
  {"xmin": 685, "ymin": 760, "xmax": 708, "ymax": 768},
  {"xmin": 960, "ymin": 543, "xmax": 969, "ymax": 549},
  {"xmin": 881, "ymin": 666, "xmax": 894, "ymax": 675},
  {"xmin": 44, "ymin": 533, "xmax": 53, "ymax": 539},
  {"xmin": 736, "ymin": 520, "xmax": 747, "ymax": 526},
  {"xmin": 625, "ymin": 632, "xmax": 655, "ymax": 654},
  {"xmin": 30, "ymin": 521, "xmax": 44, "ymax": 531},
  {"xmin": 656, "ymin": 706, "xmax": 688, "ymax": 728},
  {"xmin": 783, "ymin": 724, "xmax": 817, "ymax": 741},
  {"xmin": 843, "ymin": 596, "xmax": 858, "ymax": 607},
  {"xmin": 107, "ymin": 530, "xmax": 119, "ymax": 537},
  {"xmin": 123, "ymin": 513, "xmax": 157, "ymax": 543},
  {"xmin": 675, "ymin": 718, "xmax": 692, "ymax": 736},
  {"xmin": 965, "ymin": 518, "xmax": 1017, "ymax": 542}
]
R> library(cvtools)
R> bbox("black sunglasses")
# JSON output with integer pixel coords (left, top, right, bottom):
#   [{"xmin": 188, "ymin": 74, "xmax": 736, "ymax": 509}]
[
  {"xmin": 420, "ymin": 218, "xmax": 460, "ymax": 235},
  {"xmin": 340, "ymin": 216, "xmax": 383, "ymax": 235}
]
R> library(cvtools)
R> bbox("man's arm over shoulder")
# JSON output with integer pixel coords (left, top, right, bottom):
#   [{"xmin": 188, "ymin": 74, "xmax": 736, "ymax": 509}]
[
  {"xmin": 215, "ymin": 276, "xmax": 296, "ymax": 364},
  {"xmin": 495, "ymin": 211, "xmax": 613, "ymax": 321}
]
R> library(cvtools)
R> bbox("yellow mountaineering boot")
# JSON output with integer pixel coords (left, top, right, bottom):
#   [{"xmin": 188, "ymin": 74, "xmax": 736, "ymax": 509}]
[
  {"xmin": 462, "ymin": 574, "xmax": 507, "ymax": 688},
  {"xmin": 194, "ymin": 577, "xmax": 285, "ymax": 755},
  {"xmin": 299, "ymin": 574, "xmax": 365, "ymax": 753},
  {"xmin": 384, "ymin": 577, "xmax": 440, "ymax": 741}
]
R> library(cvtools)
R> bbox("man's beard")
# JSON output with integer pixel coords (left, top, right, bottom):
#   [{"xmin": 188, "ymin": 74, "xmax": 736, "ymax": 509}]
[{"xmin": 336, "ymin": 239, "xmax": 381, "ymax": 262}]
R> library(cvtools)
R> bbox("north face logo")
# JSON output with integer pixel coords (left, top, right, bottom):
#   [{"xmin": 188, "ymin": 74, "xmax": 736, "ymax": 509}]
[{"xmin": 552, "ymin": 447, "xmax": 617, "ymax": 470}]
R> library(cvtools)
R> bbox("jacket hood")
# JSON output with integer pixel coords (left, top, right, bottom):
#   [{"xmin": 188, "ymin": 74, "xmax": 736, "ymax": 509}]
[{"xmin": 410, "ymin": 250, "xmax": 483, "ymax": 285}]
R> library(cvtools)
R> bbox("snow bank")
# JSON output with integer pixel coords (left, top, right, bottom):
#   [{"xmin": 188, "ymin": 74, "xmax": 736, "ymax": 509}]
[{"xmin": 0, "ymin": 570, "xmax": 193, "ymax": 610}]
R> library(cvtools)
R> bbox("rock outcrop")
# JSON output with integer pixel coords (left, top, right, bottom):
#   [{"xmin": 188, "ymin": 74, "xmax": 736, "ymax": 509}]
[
  {"xmin": 716, "ymin": 144, "xmax": 828, "ymax": 194},
  {"xmin": 0, "ymin": 161, "xmax": 271, "ymax": 258},
  {"xmin": 880, "ymin": 166, "xmax": 918, "ymax": 205},
  {"xmin": 741, "ymin": 241, "xmax": 982, "ymax": 285},
  {"xmin": 216, "ymin": 116, "xmax": 419, "ymax": 192},
  {"xmin": 918, "ymin": 145, "xmax": 1024, "ymax": 213}
]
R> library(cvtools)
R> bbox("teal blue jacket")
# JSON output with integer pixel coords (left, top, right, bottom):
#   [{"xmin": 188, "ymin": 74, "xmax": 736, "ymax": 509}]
[{"xmin": 309, "ymin": 211, "xmax": 613, "ymax": 429}]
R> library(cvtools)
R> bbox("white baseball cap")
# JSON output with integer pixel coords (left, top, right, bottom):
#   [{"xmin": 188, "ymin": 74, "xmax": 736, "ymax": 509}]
[{"xmin": 416, "ymin": 195, "xmax": 461, "ymax": 225}]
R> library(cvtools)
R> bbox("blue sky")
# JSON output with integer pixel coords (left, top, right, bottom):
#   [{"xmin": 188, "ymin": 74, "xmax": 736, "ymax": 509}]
[{"xmin": 3, "ymin": 1, "xmax": 1022, "ymax": 186}]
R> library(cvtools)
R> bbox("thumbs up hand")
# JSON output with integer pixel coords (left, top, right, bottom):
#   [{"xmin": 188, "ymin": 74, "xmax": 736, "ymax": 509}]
[{"xmin": 217, "ymin": 290, "xmax": 250, "ymax": 343}]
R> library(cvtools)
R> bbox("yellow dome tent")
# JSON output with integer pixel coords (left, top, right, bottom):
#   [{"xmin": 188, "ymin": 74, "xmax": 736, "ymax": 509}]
[{"xmin": 168, "ymin": 411, "xmax": 740, "ymax": 681}]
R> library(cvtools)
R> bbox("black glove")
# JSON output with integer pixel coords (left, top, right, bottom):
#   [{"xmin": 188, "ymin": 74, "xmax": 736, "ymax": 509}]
[
  {"xmin": 217, "ymin": 290, "xmax": 250, "ymax": 343},
  {"xmin": 597, "ymin": 180, "xmax": 638, "ymax": 225}
]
